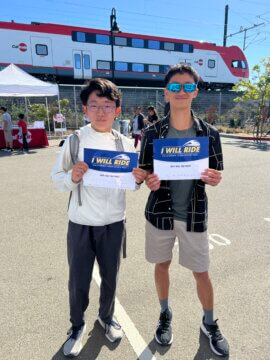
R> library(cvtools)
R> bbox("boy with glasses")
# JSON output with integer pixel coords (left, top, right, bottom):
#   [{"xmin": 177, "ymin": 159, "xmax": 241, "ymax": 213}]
[
  {"xmin": 51, "ymin": 78, "xmax": 146, "ymax": 357},
  {"xmin": 139, "ymin": 64, "xmax": 229, "ymax": 357}
]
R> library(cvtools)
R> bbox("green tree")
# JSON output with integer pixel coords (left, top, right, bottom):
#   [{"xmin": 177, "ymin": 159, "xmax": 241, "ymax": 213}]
[{"xmin": 233, "ymin": 57, "xmax": 270, "ymax": 142}]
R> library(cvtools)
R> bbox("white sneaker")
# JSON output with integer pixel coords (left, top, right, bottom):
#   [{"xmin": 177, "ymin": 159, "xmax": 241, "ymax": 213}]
[
  {"xmin": 63, "ymin": 323, "xmax": 86, "ymax": 357},
  {"xmin": 97, "ymin": 316, "xmax": 123, "ymax": 342}
]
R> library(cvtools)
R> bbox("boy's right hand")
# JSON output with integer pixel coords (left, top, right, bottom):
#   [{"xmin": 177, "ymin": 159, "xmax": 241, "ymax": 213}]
[
  {"xmin": 71, "ymin": 161, "xmax": 89, "ymax": 183},
  {"xmin": 145, "ymin": 173, "xmax": 161, "ymax": 191}
]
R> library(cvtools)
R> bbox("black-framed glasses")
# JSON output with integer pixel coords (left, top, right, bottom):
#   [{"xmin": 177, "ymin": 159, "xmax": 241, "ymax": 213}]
[
  {"xmin": 87, "ymin": 104, "xmax": 116, "ymax": 113},
  {"xmin": 167, "ymin": 83, "xmax": 197, "ymax": 93}
]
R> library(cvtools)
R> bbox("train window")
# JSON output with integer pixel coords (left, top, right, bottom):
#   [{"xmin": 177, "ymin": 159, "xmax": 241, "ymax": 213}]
[
  {"xmin": 77, "ymin": 32, "xmax": 86, "ymax": 42},
  {"xmin": 164, "ymin": 42, "xmax": 175, "ymax": 51},
  {"xmin": 35, "ymin": 44, "xmax": 48, "ymax": 56},
  {"xmin": 114, "ymin": 37, "xmax": 127, "ymax": 46},
  {"xmin": 74, "ymin": 54, "xmax": 81, "ymax": 69},
  {"xmin": 132, "ymin": 63, "xmax": 144, "ymax": 72},
  {"xmin": 241, "ymin": 61, "xmax": 247, "ymax": 69},
  {"xmin": 97, "ymin": 61, "xmax": 111, "ymax": 70},
  {"xmin": 132, "ymin": 38, "xmax": 144, "ymax": 48},
  {"xmin": 208, "ymin": 59, "xmax": 216, "ymax": 68},
  {"xmin": 96, "ymin": 34, "xmax": 110, "ymax": 45},
  {"xmin": 148, "ymin": 40, "xmax": 160, "ymax": 49},
  {"xmin": 115, "ymin": 62, "xmax": 128, "ymax": 71},
  {"xmin": 182, "ymin": 43, "xmax": 193, "ymax": 53},
  {"xmin": 149, "ymin": 64, "xmax": 160, "ymax": 73},
  {"xmin": 83, "ymin": 55, "xmax": 90, "ymax": 69},
  {"xmin": 231, "ymin": 60, "xmax": 239, "ymax": 68},
  {"xmin": 163, "ymin": 65, "xmax": 171, "ymax": 73}
]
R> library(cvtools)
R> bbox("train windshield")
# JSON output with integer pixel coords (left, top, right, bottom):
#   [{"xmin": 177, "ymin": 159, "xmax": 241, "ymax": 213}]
[{"xmin": 232, "ymin": 60, "xmax": 247, "ymax": 69}]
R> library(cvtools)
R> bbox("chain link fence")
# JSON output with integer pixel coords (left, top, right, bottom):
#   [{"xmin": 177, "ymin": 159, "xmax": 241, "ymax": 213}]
[{"xmin": 1, "ymin": 84, "xmax": 268, "ymax": 134}]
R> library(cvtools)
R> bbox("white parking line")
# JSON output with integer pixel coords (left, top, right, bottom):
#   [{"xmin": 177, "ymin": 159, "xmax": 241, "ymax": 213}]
[
  {"xmin": 264, "ymin": 218, "xmax": 270, "ymax": 222},
  {"xmin": 93, "ymin": 265, "xmax": 157, "ymax": 360}
]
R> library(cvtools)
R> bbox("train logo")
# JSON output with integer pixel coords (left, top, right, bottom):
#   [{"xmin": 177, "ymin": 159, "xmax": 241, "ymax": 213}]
[
  {"xmin": 12, "ymin": 42, "xmax": 27, "ymax": 52},
  {"xmin": 195, "ymin": 59, "xmax": 203, "ymax": 66}
]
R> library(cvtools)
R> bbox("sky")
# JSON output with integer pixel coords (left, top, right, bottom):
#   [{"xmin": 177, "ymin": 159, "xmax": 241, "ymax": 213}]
[{"xmin": 2, "ymin": 0, "xmax": 270, "ymax": 75}]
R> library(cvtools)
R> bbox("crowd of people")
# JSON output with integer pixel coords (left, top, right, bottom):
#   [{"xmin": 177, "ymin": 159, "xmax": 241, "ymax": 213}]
[{"xmin": 51, "ymin": 63, "xmax": 229, "ymax": 358}]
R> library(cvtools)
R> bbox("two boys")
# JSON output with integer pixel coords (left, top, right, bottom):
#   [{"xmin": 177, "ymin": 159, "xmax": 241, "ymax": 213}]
[{"xmin": 52, "ymin": 65, "xmax": 229, "ymax": 358}]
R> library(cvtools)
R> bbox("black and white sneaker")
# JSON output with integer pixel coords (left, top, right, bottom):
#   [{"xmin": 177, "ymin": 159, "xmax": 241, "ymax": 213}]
[
  {"xmin": 154, "ymin": 307, "xmax": 173, "ymax": 346},
  {"xmin": 98, "ymin": 316, "xmax": 123, "ymax": 342},
  {"xmin": 63, "ymin": 323, "xmax": 86, "ymax": 357},
  {"xmin": 200, "ymin": 317, "xmax": 229, "ymax": 357}
]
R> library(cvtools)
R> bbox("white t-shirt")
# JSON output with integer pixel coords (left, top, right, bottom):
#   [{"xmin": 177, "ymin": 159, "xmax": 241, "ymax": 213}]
[
  {"xmin": 2, "ymin": 112, "xmax": 12, "ymax": 130},
  {"xmin": 51, "ymin": 124, "xmax": 137, "ymax": 226}
]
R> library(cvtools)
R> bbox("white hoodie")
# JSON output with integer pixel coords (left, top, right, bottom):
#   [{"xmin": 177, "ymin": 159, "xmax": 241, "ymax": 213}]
[{"xmin": 51, "ymin": 124, "xmax": 137, "ymax": 226}]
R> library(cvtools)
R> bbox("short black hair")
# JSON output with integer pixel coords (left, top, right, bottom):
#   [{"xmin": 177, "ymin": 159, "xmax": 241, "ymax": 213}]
[
  {"xmin": 80, "ymin": 78, "xmax": 121, "ymax": 107},
  {"xmin": 18, "ymin": 113, "xmax": 24, "ymax": 119},
  {"xmin": 164, "ymin": 64, "xmax": 199, "ymax": 86},
  {"xmin": 0, "ymin": 106, "xmax": 7, "ymax": 112}
]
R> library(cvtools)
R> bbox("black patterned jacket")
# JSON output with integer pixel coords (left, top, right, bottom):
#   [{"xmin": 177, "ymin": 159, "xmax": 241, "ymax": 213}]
[{"xmin": 139, "ymin": 112, "xmax": 224, "ymax": 232}]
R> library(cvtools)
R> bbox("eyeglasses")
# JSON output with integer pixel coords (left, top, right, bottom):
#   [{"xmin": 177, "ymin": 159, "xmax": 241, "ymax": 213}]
[
  {"xmin": 87, "ymin": 104, "xmax": 116, "ymax": 113},
  {"xmin": 167, "ymin": 83, "xmax": 197, "ymax": 93}
]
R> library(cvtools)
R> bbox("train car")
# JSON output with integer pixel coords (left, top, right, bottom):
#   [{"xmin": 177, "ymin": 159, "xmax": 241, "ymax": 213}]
[{"xmin": 0, "ymin": 21, "xmax": 249, "ymax": 89}]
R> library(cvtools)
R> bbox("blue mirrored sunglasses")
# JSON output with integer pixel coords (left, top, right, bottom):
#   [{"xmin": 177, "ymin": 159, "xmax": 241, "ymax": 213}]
[{"xmin": 167, "ymin": 83, "xmax": 197, "ymax": 93}]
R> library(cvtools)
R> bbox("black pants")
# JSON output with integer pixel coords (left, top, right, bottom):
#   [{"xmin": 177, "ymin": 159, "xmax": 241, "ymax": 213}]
[
  {"xmin": 67, "ymin": 220, "xmax": 124, "ymax": 327},
  {"xmin": 22, "ymin": 133, "xmax": 28, "ymax": 151}
]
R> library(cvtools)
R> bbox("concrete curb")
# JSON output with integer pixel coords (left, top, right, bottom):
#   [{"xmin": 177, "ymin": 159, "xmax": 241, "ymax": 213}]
[{"xmin": 220, "ymin": 133, "xmax": 270, "ymax": 141}]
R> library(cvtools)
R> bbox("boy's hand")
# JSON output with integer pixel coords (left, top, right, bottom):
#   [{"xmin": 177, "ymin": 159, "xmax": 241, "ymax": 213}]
[
  {"xmin": 145, "ymin": 173, "xmax": 161, "ymax": 191},
  {"xmin": 132, "ymin": 168, "xmax": 147, "ymax": 184},
  {"xmin": 71, "ymin": 161, "xmax": 89, "ymax": 183},
  {"xmin": 201, "ymin": 168, "xmax": 222, "ymax": 186}
]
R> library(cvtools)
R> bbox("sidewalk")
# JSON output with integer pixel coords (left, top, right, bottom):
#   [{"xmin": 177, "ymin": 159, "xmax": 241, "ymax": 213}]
[{"xmin": 220, "ymin": 132, "xmax": 270, "ymax": 141}]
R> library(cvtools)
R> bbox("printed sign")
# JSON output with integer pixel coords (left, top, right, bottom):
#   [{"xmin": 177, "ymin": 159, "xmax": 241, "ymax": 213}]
[
  {"xmin": 83, "ymin": 148, "xmax": 138, "ymax": 190},
  {"xmin": 153, "ymin": 137, "xmax": 209, "ymax": 180}
]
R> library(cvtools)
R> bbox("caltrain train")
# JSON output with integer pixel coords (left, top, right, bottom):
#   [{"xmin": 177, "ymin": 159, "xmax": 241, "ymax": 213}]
[{"xmin": 0, "ymin": 21, "xmax": 249, "ymax": 89}]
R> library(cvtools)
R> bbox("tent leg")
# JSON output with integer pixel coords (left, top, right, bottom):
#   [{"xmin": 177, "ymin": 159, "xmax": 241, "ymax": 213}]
[
  {"xmin": 24, "ymin": 97, "xmax": 29, "ymax": 122},
  {"xmin": 45, "ymin": 97, "xmax": 51, "ymax": 137},
  {"xmin": 58, "ymin": 93, "xmax": 61, "ymax": 113}
]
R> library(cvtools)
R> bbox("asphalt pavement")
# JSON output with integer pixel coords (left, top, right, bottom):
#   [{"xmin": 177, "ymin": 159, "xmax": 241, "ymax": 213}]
[{"xmin": 0, "ymin": 138, "xmax": 269, "ymax": 360}]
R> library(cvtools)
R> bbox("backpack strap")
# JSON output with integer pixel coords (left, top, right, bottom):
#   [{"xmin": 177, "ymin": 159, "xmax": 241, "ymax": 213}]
[
  {"xmin": 112, "ymin": 130, "xmax": 127, "ymax": 258},
  {"xmin": 68, "ymin": 132, "xmax": 82, "ymax": 208},
  {"xmin": 113, "ymin": 129, "xmax": 124, "ymax": 152}
]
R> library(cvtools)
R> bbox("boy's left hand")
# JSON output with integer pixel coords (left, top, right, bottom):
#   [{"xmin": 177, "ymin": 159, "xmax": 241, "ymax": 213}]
[
  {"xmin": 132, "ymin": 168, "xmax": 147, "ymax": 184},
  {"xmin": 201, "ymin": 168, "xmax": 222, "ymax": 186}
]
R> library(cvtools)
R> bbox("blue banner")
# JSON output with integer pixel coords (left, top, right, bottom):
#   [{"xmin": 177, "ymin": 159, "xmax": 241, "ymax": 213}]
[
  {"xmin": 154, "ymin": 137, "xmax": 209, "ymax": 163},
  {"xmin": 84, "ymin": 148, "xmax": 138, "ymax": 173}
]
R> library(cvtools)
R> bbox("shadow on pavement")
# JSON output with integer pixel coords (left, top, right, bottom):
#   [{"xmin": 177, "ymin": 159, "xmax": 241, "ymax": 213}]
[
  {"xmin": 193, "ymin": 331, "xmax": 229, "ymax": 360},
  {"xmin": 223, "ymin": 140, "xmax": 270, "ymax": 152},
  {"xmin": 137, "ymin": 338, "xmax": 171, "ymax": 359},
  {"xmin": 51, "ymin": 321, "xmax": 120, "ymax": 360},
  {"xmin": 0, "ymin": 149, "xmax": 38, "ymax": 157}
]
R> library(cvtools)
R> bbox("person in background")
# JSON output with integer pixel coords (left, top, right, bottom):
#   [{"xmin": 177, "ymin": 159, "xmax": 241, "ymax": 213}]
[
  {"xmin": 132, "ymin": 106, "xmax": 145, "ymax": 149},
  {"xmin": 0, "ymin": 106, "xmax": 13, "ymax": 152},
  {"xmin": 145, "ymin": 106, "xmax": 159, "ymax": 127},
  {"xmin": 18, "ymin": 113, "xmax": 29, "ymax": 153}
]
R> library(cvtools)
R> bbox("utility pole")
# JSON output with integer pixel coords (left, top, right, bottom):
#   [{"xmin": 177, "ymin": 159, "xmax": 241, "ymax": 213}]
[
  {"xmin": 226, "ymin": 23, "xmax": 264, "ymax": 50},
  {"xmin": 223, "ymin": 5, "xmax": 229, "ymax": 46}
]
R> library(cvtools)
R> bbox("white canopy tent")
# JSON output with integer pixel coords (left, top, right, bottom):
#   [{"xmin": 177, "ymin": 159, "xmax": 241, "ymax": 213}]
[{"xmin": 0, "ymin": 64, "xmax": 59, "ymax": 134}]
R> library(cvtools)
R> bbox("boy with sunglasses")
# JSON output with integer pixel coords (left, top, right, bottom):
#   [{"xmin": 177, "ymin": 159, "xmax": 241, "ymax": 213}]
[
  {"xmin": 51, "ymin": 78, "xmax": 146, "ymax": 357},
  {"xmin": 139, "ymin": 64, "xmax": 229, "ymax": 357}
]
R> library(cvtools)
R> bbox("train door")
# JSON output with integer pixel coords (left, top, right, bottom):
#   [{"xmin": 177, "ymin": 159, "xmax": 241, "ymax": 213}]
[
  {"xmin": 30, "ymin": 37, "xmax": 53, "ymax": 67},
  {"xmin": 73, "ymin": 50, "xmax": 92, "ymax": 79},
  {"xmin": 205, "ymin": 54, "xmax": 218, "ymax": 77}
]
